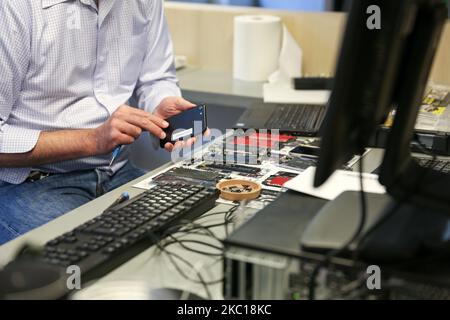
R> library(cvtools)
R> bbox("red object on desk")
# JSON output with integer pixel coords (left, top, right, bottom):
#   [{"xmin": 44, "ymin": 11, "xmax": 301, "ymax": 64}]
[{"xmin": 233, "ymin": 133, "xmax": 295, "ymax": 147}]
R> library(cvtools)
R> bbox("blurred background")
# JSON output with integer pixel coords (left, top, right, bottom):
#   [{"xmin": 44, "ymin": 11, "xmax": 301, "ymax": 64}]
[
  {"xmin": 167, "ymin": 0, "xmax": 350, "ymax": 12},
  {"xmin": 167, "ymin": 0, "xmax": 449, "ymax": 16}
]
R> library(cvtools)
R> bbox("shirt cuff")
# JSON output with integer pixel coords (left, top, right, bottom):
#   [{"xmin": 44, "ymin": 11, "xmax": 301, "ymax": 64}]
[
  {"xmin": 141, "ymin": 81, "xmax": 182, "ymax": 114},
  {"xmin": 0, "ymin": 123, "xmax": 41, "ymax": 153}
]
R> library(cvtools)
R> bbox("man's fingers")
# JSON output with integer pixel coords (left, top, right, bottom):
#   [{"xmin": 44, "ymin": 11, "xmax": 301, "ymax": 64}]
[
  {"xmin": 122, "ymin": 114, "xmax": 167, "ymax": 139},
  {"xmin": 164, "ymin": 141, "xmax": 186, "ymax": 152},
  {"xmin": 116, "ymin": 133, "xmax": 135, "ymax": 146},
  {"xmin": 115, "ymin": 121, "xmax": 142, "ymax": 139},
  {"xmin": 117, "ymin": 105, "xmax": 169, "ymax": 128},
  {"xmin": 175, "ymin": 97, "xmax": 196, "ymax": 111},
  {"xmin": 186, "ymin": 137, "xmax": 196, "ymax": 146},
  {"xmin": 164, "ymin": 143, "xmax": 174, "ymax": 152},
  {"xmin": 147, "ymin": 114, "xmax": 169, "ymax": 129},
  {"xmin": 204, "ymin": 128, "xmax": 211, "ymax": 138},
  {"xmin": 146, "ymin": 121, "xmax": 167, "ymax": 139},
  {"xmin": 128, "ymin": 113, "xmax": 168, "ymax": 130},
  {"xmin": 174, "ymin": 141, "xmax": 185, "ymax": 149}
]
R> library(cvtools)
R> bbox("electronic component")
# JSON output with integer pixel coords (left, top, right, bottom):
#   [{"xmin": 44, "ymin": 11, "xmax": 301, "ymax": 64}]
[
  {"xmin": 156, "ymin": 167, "xmax": 225, "ymax": 183},
  {"xmin": 262, "ymin": 171, "xmax": 299, "ymax": 188},
  {"xmin": 235, "ymin": 103, "xmax": 327, "ymax": 136},
  {"xmin": 289, "ymin": 145, "xmax": 321, "ymax": 159},
  {"xmin": 160, "ymin": 105, "xmax": 207, "ymax": 147},
  {"xmin": 199, "ymin": 163, "xmax": 262, "ymax": 175},
  {"xmin": 222, "ymin": 151, "xmax": 261, "ymax": 165},
  {"xmin": 279, "ymin": 156, "xmax": 317, "ymax": 172}
]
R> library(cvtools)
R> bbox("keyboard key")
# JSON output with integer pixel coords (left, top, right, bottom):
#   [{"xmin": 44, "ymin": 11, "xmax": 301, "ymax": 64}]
[
  {"xmin": 87, "ymin": 244, "xmax": 100, "ymax": 252},
  {"xmin": 103, "ymin": 247, "xmax": 115, "ymax": 255}
]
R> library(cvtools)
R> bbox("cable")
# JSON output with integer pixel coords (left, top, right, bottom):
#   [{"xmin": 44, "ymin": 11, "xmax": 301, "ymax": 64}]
[
  {"xmin": 158, "ymin": 204, "xmax": 238, "ymax": 242},
  {"xmin": 138, "ymin": 203, "xmax": 239, "ymax": 299},
  {"xmin": 156, "ymin": 243, "xmax": 226, "ymax": 299},
  {"xmin": 160, "ymin": 220, "xmax": 223, "ymax": 242},
  {"xmin": 163, "ymin": 236, "xmax": 224, "ymax": 257},
  {"xmin": 196, "ymin": 206, "xmax": 239, "ymax": 222},
  {"xmin": 157, "ymin": 244, "xmax": 213, "ymax": 299},
  {"xmin": 308, "ymin": 153, "xmax": 368, "ymax": 300},
  {"xmin": 165, "ymin": 237, "xmax": 224, "ymax": 251}
]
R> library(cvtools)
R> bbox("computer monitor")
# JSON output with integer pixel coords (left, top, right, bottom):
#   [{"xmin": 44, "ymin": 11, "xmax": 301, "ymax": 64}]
[{"xmin": 314, "ymin": 0, "xmax": 450, "ymax": 211}]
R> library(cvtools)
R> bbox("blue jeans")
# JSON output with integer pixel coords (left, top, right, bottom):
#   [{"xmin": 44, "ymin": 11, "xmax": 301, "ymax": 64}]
[{"xmin": 0, "ymin": 162, "xmax": 147, "ymax": 245}]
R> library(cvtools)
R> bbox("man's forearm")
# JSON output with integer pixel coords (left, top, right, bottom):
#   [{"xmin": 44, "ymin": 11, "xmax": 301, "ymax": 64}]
[{"xmin": 0, "ymin": 129, "xmax": 98, "ymax": 168}]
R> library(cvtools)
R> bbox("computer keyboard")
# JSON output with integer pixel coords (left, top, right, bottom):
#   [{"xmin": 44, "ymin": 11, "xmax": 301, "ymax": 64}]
[
  {"xmin": 265, "ymin": 104, "xmax": 327, "ymax": 133},
  {"xmin": 372, "ymin": 157, "xmax": 450, "ymax": 175},
  {"xmin": 37, "ymin": 183, "xmax": 219, "ymax": 282},
  {"xmin": 415, "ymin": 158, "xmax": 450, "ymax": 174}
]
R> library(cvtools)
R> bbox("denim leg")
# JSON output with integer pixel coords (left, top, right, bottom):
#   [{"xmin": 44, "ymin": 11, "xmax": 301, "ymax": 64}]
[
  {"xmin": 103, "ymin": 162, "xmax": 148, "ymax": 193},
  {"xmin": 0, "ymin": 162, "xmax": 147, "ymax": 245},
  {"xmin": 0, "ymin": 170, "xmax": 98, "ymax": 245}
]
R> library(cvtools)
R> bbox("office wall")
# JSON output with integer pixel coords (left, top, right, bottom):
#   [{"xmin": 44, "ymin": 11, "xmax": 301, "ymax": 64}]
[
  {"xmin": 165, "ymin": 3, "xmax": 344, "ymax": 77},
  {"xmin": 165, "ymin": 3, "xmax": 450, "ymax": 86},
  {"xmin": 431, "ymin": 20, "xmax": 450, "ymax": 86}
]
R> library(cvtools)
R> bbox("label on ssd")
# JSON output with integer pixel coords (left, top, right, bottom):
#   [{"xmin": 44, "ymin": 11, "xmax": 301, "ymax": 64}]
[{"xmin": 172, "ymin": 128, "xmax": 194, "ymax": 140}]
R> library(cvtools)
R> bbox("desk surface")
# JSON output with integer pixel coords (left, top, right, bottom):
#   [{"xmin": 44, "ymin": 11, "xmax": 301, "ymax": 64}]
[{"xmin": 0, "ymin": 70, "xmax": 383, "ymax": 299}]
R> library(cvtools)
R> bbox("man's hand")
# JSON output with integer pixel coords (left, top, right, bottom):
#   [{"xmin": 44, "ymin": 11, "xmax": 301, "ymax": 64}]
[
  {"xmin": 94, "ymin": 105, "xmax": 169, "ymax": 155},
  {"xmin": 154, "ymin": 97, "xmax": 210, "ymax": 152}
]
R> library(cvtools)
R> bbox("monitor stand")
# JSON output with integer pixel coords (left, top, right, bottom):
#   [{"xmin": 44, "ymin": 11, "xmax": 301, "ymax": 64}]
[{"xmin": 300, "ymin": 191, "xmax": 450, "ymax": 263}]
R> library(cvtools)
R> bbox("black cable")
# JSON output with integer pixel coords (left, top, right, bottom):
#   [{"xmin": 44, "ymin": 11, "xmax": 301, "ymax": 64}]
[
  {"xmin": 170, "ymin": 228, "xmax": 223, "ymax": 241},
  {"xmin": 159, "ymin": 204, "xmax": 237, "ymax": 242},
  {"xmin": 157, "ymin": 244, "xmax": 213, "ymax": 298},
  {"xmin": 139, "ymin": 203, "xmax": 239, "ymax": 300},
  {"xmin": 224, "ymin": 205, "xmax": 240, "ymax": 237},
  {"xmin": 196, "ymin": 206, "xmax": 239, "ymax": 222},
  {"xmin": 163, "ymin": 236, "xmax": 224, "ymax": 257},
  {"xmin": 308, "ymin": 153, "xmax": 368, "ymax": 300},
  {"xmin": 201, "ymin": 222, "xmax": 234, "ymax": 230},
  {"xmin": 166, "ymin": 237, "xmax": 224, "ymax": 251},
  {"xmin": 157, "ymin": 243, "xmax": 225, "ymax": 299},
  {"xmin": 160, "ymin": 220, "xmax": 223, "ymax": 242}
]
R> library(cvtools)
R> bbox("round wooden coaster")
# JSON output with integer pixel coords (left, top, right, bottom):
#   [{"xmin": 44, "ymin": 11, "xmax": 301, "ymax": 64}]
[{"xmin": 216, "ymin": 179, "xmax": 262, "ymax": 202}]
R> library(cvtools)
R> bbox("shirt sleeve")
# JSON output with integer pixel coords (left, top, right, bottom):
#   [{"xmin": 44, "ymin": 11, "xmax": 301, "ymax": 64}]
[
  {"xmin": 0, "ymin": 1, "xmax": 40, "ymax": 154},
  {"xmin": 134, "ymin": 0, "xmax": 181, "ymax": 115}
]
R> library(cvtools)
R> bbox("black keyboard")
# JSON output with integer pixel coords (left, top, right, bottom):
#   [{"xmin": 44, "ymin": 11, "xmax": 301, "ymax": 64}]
[
  {"xmin": 37, "ymin": 183, "xmax": 219, "ymax": 282},
  {"xmin": 415, "ymin": 158, "xmax": 450, "ymax": 174},
  {"xmin": 265, "ymin": 104, "xmax": 327, "ymax": 133},
  {"xmin": 372, "ymin": 157, "xmax": 450, "ymax": 175}
]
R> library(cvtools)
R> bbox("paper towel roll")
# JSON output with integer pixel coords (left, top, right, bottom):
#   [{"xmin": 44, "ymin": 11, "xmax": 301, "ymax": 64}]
[{"xmin": 233, "ymin": 15, "xmax": 283, "ymax": 82}]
